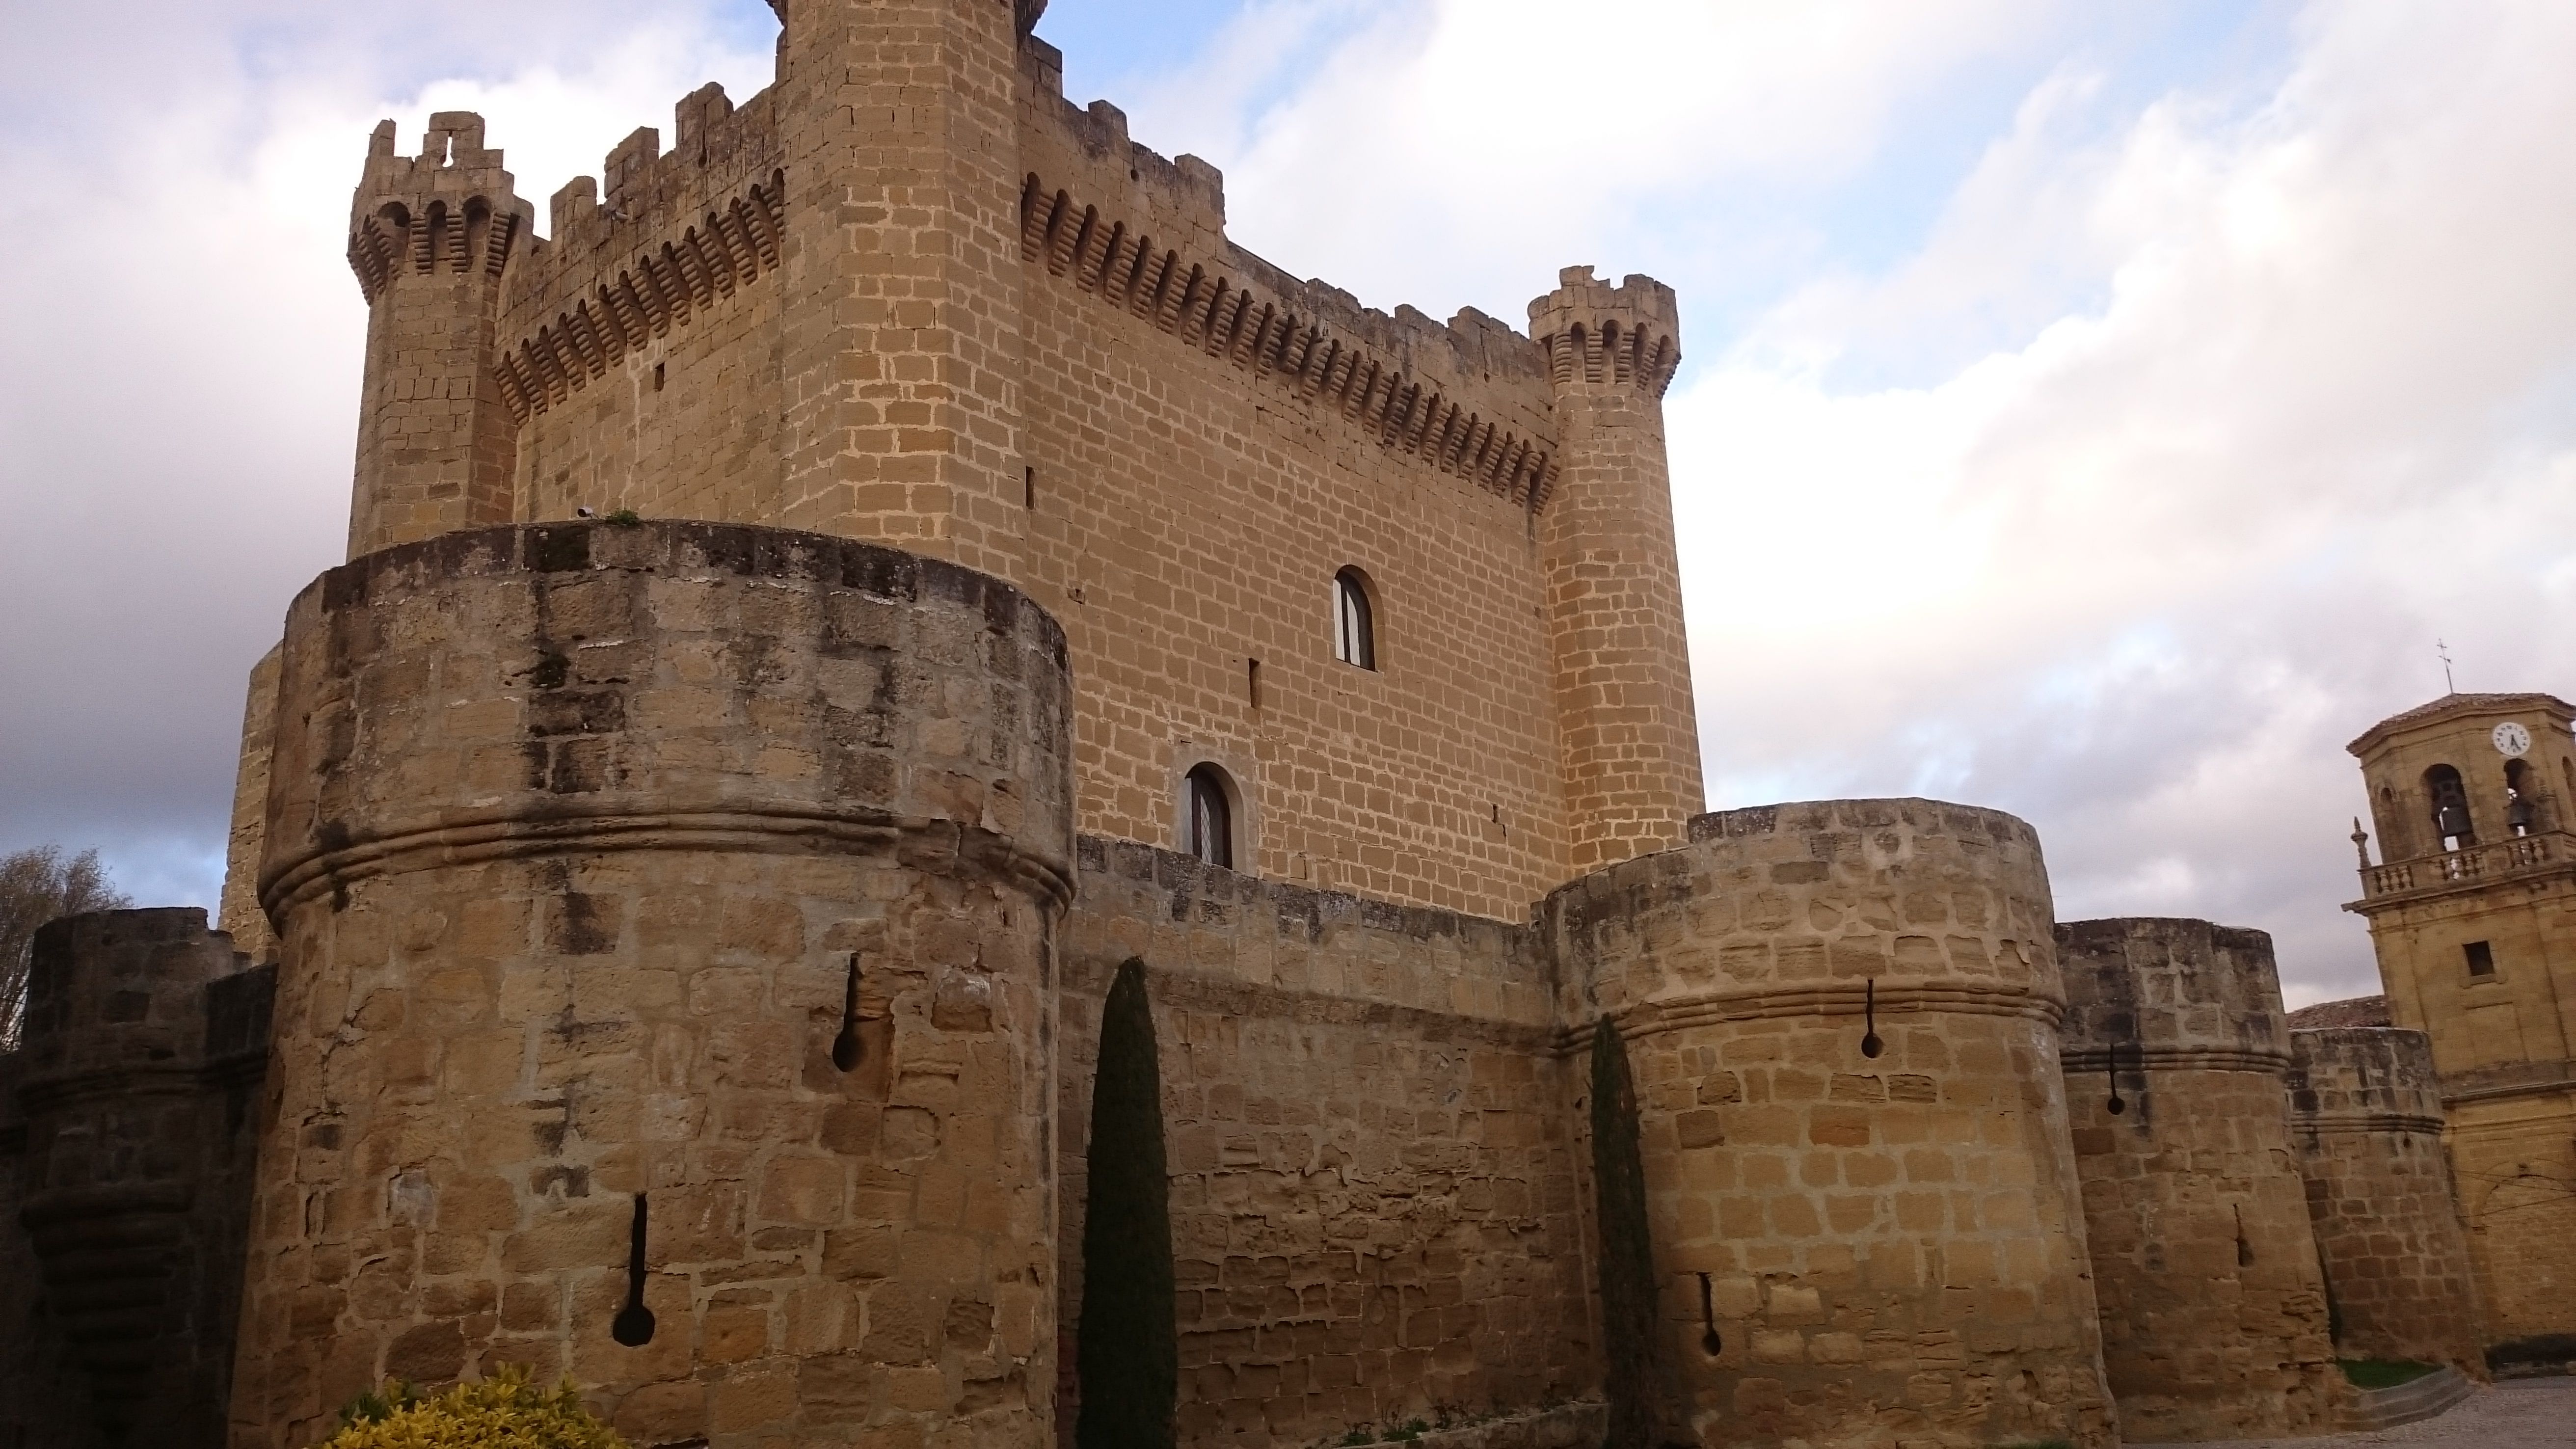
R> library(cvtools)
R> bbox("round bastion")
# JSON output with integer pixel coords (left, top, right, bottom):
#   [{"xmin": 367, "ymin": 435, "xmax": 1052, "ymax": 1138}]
[
  {"xmin": 2288, "ymin": 1027, "xmax": 2488, "ymax": 1376},
  {"xmin": 1544, "ymin": 798, "xmax": 2117, "ymax": 1449},
  {"xmin": 2056, "ymin": 918, "xmax": 2343, "ymax": 1442},
  {"xmin": 231, "ymin": 522, "xmax": 1073, "ymax": 1449}
]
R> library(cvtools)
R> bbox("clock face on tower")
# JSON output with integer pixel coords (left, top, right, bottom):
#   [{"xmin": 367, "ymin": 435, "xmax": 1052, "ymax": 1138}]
[{"xmin": 2493, "ymin": 721, "xmax": 2532, "ymax": 757}]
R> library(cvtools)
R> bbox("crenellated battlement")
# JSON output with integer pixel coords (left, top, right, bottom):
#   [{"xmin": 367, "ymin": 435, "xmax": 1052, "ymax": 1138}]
[
  {"xmin": 1529, "ymin": 265, "xmax": 1683, "ymax": 398},
  {"xmin": 346, "ymin": 112, "xmax": 531, "ymax": 302},
  {"xmin": 500, "ymin": 83, "xmax": 785, "ymax": 349},
  {"xmin": 1020, "ymin": 169, "xmax": 1559, "ymax": 509},
  {"xmin": 1014, "ymin": 47, "xmax": 1568, "ymax": 512},
  {"xmin": 496, "ymin": 168, "xmax": 784, "ymax": 421}
]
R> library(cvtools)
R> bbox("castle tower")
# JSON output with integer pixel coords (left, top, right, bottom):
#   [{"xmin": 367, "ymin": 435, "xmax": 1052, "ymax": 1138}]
[
  {"xmin": 762, "ymin": 0, "xmax": 1036, "ymax": 579},
  {"xmin": 228, "ymin": 522, "xmax": 1073, "ymax": 1448},
  {"xmin": 2056, "ymin": 918, "xmax": 2342, "ymax": 1442},
  {"xmin": 2345, "ymin": 691, "xmax": 2576, "ymax": 1353},
  {"xmin": 4, "ymin": 910, "xmax": 270, "ymax": 1449},
  {"xmin": 344, "ymin": 113, "xmax": 533, "ymax": 558},
  {"xmin": 1546, "ymin": 800, "xmax": 2116, "ymax": 1449},
  {"xmin": 1529, "ymin": 268, "xmax": 1703, "ymax": 874},
  {"xmin": 2286, "ymin": 1027, "xmax": 2488, "ymax": 1375}
]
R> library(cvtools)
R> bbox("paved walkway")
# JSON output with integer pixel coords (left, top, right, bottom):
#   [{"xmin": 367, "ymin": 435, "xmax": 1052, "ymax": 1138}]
[{"xmin": 2134, "ymin": 1378, "xmax": 2576, "ymax": 1449}]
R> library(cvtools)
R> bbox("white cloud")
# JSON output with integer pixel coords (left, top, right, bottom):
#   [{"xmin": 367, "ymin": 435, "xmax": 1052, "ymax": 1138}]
[
  {"xmin": 1111, "ymin": 0, "xmax": 2062, "ymax": 320},
  {"xmin": 1670, "ymin": 0, "xmax": 2576, "ymax": 1003},
  {"xmin": 0, "ymin": 3, "xmax": 776, "ymax": 914}
]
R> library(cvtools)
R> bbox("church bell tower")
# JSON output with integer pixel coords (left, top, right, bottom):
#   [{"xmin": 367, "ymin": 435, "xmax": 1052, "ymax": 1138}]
[{"xmin": 2345, "ymin": 690, "xmax": 2576, "ymax": 1352}]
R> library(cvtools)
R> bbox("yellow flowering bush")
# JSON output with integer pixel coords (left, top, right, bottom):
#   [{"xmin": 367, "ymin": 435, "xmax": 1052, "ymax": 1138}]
[{"xmin": 322, "ymin": 1366, "xmax": 628, "ymax": 1449}]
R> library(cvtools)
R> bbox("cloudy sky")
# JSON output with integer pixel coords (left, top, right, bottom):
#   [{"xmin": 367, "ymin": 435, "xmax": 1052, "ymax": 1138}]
[{"xmin": 5, "ymin": 0, "xmax": 2573, "ymax": 1006}]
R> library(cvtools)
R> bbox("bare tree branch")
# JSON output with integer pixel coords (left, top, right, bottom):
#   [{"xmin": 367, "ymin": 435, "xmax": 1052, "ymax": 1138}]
[{"xmin": 0, "ymin": 845, "xmax": 133, "ymax": 1049}]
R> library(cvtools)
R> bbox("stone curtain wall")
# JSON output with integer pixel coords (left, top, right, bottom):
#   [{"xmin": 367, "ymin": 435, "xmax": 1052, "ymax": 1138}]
[
  {"xmin": 1056, "ymin": 838, "xmax": 1591, "ymax": 1448},
  {"xmin": 2287, "ymin": 1027, "xmax": 2488, "ymax": 1374},
  {"xmin": 2056, "ymin": 918, "xmax": 2343, "ymax": 1442},
  {"xmin": 231, "ymin": 522, "xmax": 1073, "ymax": 1449},
  {"xmin": 0, "ymin": 910, "xmax": 270, "ymax": 1449},
  {"xmin": 1544, "ymin": 801, "xmax": 2116, "ymax": 1449}
]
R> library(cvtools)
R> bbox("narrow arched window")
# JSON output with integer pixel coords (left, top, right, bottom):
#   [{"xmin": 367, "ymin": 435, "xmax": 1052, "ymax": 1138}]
[
  {"xmin": 1332, "ymin": 567, "xmax": 1376, "ymax": 670},
  {"xmin": 2424, "ymin": 763, "xmax": 2474, "ymax": 848},
  {"xmin": 1184, "ymin": 764, "xmax": 1234, "ymax": 869}
]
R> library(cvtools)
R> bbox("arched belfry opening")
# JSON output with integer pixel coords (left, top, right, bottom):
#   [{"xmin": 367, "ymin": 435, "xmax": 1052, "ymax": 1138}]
[
  {"xmin": 2423, "ymin": 763, "xmax": 2474, "ymax": 849},
  {"xmin": 2505, "ymin": 758, "xmax": 2538, "ymax": 835}
]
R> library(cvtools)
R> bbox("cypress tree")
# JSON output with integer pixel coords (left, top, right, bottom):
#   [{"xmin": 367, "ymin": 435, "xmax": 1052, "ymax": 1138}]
[
  {"xmin": 1075, "ymin": 958, "xmax": 1177, "ymax": 1449},
  {"xmin": 1592, "ymin": 1016, "xmax": 1672, "ymax": 1448}
]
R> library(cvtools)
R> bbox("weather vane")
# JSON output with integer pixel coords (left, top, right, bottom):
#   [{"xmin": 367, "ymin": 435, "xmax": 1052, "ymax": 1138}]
[{"xmin": 2437, "ymin": 639, "xmax": 2455, "ymax": 694}]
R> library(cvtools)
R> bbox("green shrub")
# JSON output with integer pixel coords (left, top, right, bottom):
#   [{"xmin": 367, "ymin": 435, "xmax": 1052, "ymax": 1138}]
[
  {"xmin": 322, "ymin": 1367, "xmax": 626, "ymax": 1448},
  {"xmin": 1075, "ymin": 957, "xmax": 1178, "ymax": 1449},
  {"xmin": 2338, "ymin": 1358, "xmax": 2439, "ymax": 1390},
  {"xmin": 1591, "ymin": 1017, "xmax": 1672, "ymax": 1448},
  {"xmin": 602, "ymin": 508, "xmax": 641, "ymax": 526}
]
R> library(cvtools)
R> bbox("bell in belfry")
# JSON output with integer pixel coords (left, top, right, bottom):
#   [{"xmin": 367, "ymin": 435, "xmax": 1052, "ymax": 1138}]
[
  {"xmin": 2507, "ymin": 792, "xmax": 2535, "ymax": 831},
  {"xmin": 2435, "ymin": 800, "xmax": 2473, "ymax": 837}
]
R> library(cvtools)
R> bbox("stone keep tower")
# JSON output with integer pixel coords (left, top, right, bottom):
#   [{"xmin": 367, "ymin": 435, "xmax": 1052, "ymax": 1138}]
[{"xmin": 2346, "ymin": 691, "xmax": 2576, "ymax": 1352}]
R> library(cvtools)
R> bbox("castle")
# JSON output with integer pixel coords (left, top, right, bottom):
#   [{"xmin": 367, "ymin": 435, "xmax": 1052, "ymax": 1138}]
[{"xmin": 1, "ymin": 4, "xmax": 2566, "ymax": 1447}]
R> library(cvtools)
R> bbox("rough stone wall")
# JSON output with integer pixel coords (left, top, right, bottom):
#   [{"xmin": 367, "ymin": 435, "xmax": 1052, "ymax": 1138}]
[
  {"xmin": 0, "ymin": 1045, "xmax": 81, "ymax": 1449},
  {"xmin": 0, "ymin": 909, "xmax": 270, "ymax": 1449},
  {"xmin": 2444, "ymin": 1092, "xmax": 2576, "ymax": 1356},
  {"xmin": 1544, "ymin": 800, "xmax": 2116, "ymax": 1449},
  {"xmin": 2287, "ymin": 1027, "xmax": 2487, "ymax": 1373},
  {"xmin": 231, "ymin": 522, "xmax": 1073, "ymax": 1449},
  {"xmin": 216, "ymin": 644, "xmax": 281, "ymax": 965},
  {"xmin": 2057, "ymin": 918, "xmax": 2341, "ymax": 1442},
  {"xmin": 1056, "ymin": 837, "xmax": 1592, "ymax": 1448}
]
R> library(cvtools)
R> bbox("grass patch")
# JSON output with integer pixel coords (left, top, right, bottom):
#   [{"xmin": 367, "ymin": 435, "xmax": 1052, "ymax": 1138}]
[{"xmin": 2339, "ymin": 1358, "xmax": 2439, "ymax": 1390}]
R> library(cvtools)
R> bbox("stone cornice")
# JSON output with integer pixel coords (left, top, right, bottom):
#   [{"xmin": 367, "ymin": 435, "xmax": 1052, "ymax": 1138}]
[
  {"xmin": 1568, "ymin": 979, "xmax": 2062, "ymax": 1054},
  {"xmin": 262, "ymin": 806, "xmax": 1075, "ymax": 919},
  {"xmin": 2061, "ymin": 1043, "xmax": 2294, "ymax": 1076}
]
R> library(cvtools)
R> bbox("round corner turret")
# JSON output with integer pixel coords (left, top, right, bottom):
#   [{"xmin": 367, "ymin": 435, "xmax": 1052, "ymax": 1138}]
[{"xmin": 1528, "ymin": 265, "xmax": 1682, "ymax": 399}]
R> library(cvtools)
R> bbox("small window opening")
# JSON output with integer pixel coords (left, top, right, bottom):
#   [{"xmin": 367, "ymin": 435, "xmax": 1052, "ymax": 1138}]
[
  {"xmin": 653, "ymin": 362, "xmax": 666, "ymax": 392},
  {"xmin": 1184, "ymin": 764, "xmax": 1234, "ymax": 869},
  {"xmin": 2505, "ymin": 759, "xmax": 2536, "ymax": 834},
  {"xmin": 1247, "ymin": 658, "xmax": 1261, "ymax": 710},
  {"xmin": 1332, "ymin": 567, "xmax": 1375, "ymax": 670},
  {"xmin": 2424, "ymin": 764, "xmax": 2475, "ymax": 849},
  {"xmin": 1024, "ymin": 466, "xmax": 1036, "ymax": 509},
  {"xmin": 2464, "ymin": 940, "xmax": 2496, "ymax": 977}
]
